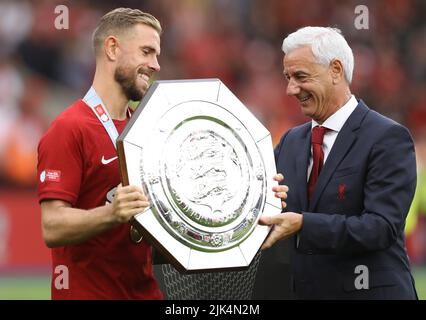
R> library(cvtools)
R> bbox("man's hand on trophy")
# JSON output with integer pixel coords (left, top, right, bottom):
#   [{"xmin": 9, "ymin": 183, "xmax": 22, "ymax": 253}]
[
  {"xmin": 111, "ymin": 183, "xmax": 151, "ymax": 223},
  {"xmin": 259, "ymin": 211, "xmax": 303, "ymax": 250},
  {"xmin": 258, "ymin": 173, "xmax": 302, "ymax": 250},
  {"xmin": 272, "ymin": 173, "xmax": 288, "ymax": 209}
]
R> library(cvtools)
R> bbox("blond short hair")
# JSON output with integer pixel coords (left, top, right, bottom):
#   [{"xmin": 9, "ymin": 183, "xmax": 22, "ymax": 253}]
[{"xmin": 92, "ymin": 7, "xmax": 162, "ymax": 56}]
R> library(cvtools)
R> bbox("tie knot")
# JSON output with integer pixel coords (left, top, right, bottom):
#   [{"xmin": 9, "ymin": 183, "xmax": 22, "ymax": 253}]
[{"xmin": 311, "ymin": 126, "xmax": 327, "ymax": 145}]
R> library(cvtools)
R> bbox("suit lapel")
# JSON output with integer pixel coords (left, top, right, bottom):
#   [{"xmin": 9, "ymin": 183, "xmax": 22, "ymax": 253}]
[
  {"xmin": 295, "ymin": 125, "xmax": 311, "ymax": 212},
  {"xmin": 308, "ymin": 101, "xmax": 370, "ymax": 211}
]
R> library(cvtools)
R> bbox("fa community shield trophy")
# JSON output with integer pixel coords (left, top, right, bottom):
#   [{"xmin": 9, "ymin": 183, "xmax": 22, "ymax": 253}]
[{"xmin": 117, "ymin": 79, "xmax": 281, "ymax": 273}]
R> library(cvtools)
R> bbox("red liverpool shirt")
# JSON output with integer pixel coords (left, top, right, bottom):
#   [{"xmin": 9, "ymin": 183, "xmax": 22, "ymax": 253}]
[{"xmin": 37, "ymin": 99, "xmax": 162, "ymax": 300}]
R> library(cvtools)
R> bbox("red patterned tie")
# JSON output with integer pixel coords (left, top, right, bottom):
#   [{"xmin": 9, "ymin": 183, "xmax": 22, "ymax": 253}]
[{"xmin": 308, "ymin": 126, "xmax": 327, "ymax": 203}]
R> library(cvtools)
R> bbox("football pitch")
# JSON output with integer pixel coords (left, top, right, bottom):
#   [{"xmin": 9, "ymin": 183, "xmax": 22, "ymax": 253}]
[
  {"xmin": 1, "ymin": 267, "xmax": 426, "ymax": 300},
  {"xmin": 0, "ymin": 276, "xmax": 50, "ymax": 300}
]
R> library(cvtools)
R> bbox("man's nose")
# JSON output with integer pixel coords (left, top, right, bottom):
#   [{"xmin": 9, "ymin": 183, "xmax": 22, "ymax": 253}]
[
  {"xmin": 150, "ymin": 56, "xmax": 160, "ymax": 72},
  {"xmin": 286, "ymin": 78, "xmax": 300, "ymax": 96}
]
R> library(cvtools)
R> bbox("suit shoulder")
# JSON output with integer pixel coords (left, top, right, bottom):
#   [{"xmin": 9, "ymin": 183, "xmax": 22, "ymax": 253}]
[
  {"xmin": 286, "ymin": 122, "xmax": 311, "ymax": 138},
  {"xmin": 364, "ymin": 108, "xmax": 412, "ymax": 141},
  {"xmin": 274, "ymin": 123, "xmax": 310, "ymax": 159},
  {"xmin": 365, "ymin": 108, "xmax": 403, "ymax": 128},
  {"xmin": 292, "ymin": 122, "xmax": 312, "ymax": 132},
  {"xmin": 286, "ymin": 122, "xmax": 311, "ymax": 142},
  {"xmin": 275, "ymin": 122, "xmax": 310, "ymax": 146}
]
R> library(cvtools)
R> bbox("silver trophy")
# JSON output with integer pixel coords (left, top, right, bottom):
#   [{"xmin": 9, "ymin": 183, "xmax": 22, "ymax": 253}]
[{"xmin": 117, "ymin": 79, "xmax": 281, "ymax": 272}]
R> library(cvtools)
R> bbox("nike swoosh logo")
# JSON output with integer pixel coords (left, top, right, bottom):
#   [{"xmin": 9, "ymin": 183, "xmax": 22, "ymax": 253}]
[{"xmin": 101, "ymin": 156, "xmax": 118, "ymax": 165}]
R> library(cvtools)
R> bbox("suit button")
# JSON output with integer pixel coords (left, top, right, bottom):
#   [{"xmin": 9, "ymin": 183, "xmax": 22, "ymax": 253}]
[{"xmin": 307, "ymin": 250, "xmax": 313, "ymax": 255}]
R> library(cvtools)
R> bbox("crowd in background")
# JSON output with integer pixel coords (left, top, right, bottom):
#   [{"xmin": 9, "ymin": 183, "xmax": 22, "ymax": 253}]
[{"xmin": 0, "ymin": 0, "xmax": 425, "ymax": 262}]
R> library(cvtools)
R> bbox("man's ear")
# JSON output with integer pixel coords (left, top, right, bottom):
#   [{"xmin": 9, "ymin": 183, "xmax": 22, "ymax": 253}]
[
  {"xmin": 104, "ymin": 36, "xmax": 119, "ymax": 61},
  {"xmin": 330, "ymin": 59, "xmax": 345, "ymax": 84}
]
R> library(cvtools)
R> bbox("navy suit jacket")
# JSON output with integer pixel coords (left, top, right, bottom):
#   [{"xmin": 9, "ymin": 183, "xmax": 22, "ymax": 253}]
[{"xmin": 253, "ymin": 101, "xmax": 417, "ymax": 299}]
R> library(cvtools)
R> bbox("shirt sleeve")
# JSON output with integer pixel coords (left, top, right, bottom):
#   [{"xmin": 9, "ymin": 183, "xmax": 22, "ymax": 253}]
[{"xmin": 37, "ymin": 117, "xmax": 83, "ymax": 206}]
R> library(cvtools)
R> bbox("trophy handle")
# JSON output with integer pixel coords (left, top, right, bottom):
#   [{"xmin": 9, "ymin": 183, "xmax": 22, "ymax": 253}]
[{"xmin": 116, "ymin": 139, "xmax": 129, "ymax": 186}]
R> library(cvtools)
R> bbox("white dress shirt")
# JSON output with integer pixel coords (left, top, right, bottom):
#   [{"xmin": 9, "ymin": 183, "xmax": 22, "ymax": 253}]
[
  {"xmin": 296, "ymin": 95, "xmax": 358, "ymax": 248},
  {"xmin": 307, "ymin": 95, "xmax": 358, "ymax": 180}
]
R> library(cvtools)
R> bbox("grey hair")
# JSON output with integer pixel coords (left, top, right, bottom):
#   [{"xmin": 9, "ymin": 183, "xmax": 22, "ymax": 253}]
[{"xmin": 282, "ymin": 26, "xmax": 354, "ymax": 84}]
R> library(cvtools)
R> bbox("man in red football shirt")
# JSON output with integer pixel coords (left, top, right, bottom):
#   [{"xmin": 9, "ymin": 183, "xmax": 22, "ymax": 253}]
[{"xmin": 37, "ymin": 8, "xmax": 163, "ymax": 299}]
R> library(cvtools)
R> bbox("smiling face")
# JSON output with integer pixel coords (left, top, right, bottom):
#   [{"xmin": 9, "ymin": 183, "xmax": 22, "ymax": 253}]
[
  {"xmin": 283, "ymin": 46, "xmax": 343, "ymax": 123},
  {"xmin": 114, "ymin": 24, "xmax": 161, "ymax": 101}
]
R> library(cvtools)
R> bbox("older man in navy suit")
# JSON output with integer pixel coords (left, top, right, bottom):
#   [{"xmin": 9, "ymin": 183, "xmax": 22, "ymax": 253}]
[{"xmin": 255, "ymin": 26, "xmax": 418, "ymax": 299}]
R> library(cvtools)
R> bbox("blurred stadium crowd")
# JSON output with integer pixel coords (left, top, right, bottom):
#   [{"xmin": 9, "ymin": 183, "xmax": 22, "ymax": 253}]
[{"xmin": 0, "ymin": 0, "xmax": 425, "ymax": 268}]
